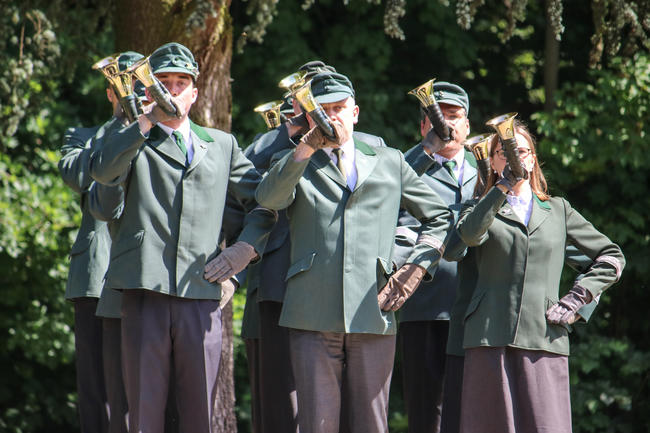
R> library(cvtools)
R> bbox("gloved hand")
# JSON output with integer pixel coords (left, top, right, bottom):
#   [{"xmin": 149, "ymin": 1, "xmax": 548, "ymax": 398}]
[
  {"xmin": 421, "ymin": 125, "xmax": 450, "ymax": 155},
  {"xmin": 496, "ymin": 163, "xmax": 524, "ymax": 192},
  {"xmin": 204, "ymin": 241, "xmax": 258, "ymax": 284},
  {"xmin": 546, "ymin": 285, "xmax": 594, "ymax": 325},
  {"xmin": 377, "ymin": 263, "xmax": 427, "ymax": 311},
  {"xmin": 142, "ymin": 99, "xmax": 182, "ymax": 125},
  {"xmin": 286, "ymin": 112, "xmax": 309, "ymax": 136},
  {"xmin": 326, "ymin": 120, "xmax": 350, "ymax": 147},
  {"xmin": 219, "ymin": 278, "xmax": 237, "ymax": 309},
  {"xmin": 299, "ymin": 125, "xmax": 327, "ymax": 150}
]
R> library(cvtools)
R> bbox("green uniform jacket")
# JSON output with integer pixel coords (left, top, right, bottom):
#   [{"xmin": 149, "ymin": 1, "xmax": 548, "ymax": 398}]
[
  {"xmin": 58, "ymin": 122, "xmax": 114, "ymax": 299},
  {"xmin": 393, "ymin": 145, "xmax": 478, "ymax": 322},
  {"xmin": 457, "ymin": 187, "xmax": 625, "ymax": 355},
  {"xmin": 444, "ymin": 244, "xmax": 598, "ymax": 357},
  {"xmin": 89, "ymin": 120, "xmax": 275, "ymax": 300},
  {"xmin": 255, "ymin": 140, "xmax": 453, "ymax": 335}
]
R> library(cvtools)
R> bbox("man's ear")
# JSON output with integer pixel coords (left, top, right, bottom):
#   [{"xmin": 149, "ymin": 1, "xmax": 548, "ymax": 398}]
[{"xmin": 352, "ymin": 105, "xmax": 359, "ymax": 124}]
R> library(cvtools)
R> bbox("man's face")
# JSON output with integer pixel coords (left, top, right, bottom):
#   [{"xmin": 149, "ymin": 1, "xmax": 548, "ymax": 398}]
[
  {"xmin": 420, "ymin": 103, "xmax": 469, "ymax": 157},
  {"xmin": 308, "ymin": 96, "xmax": 359, "ymax": 140},
  {"xmin": 151, "ymin": 72, "xmax": 198, "ymax": 117}
]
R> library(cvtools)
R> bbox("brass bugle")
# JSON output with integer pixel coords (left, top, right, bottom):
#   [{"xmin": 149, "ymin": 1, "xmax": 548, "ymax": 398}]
[
  {"xmin": 486, "ymin": 112, "xmax": 527, "ymax": 179},
  {"xmin": 463, "ymin": 133, "xmax": 494, "ymax": 188},
  {"xmin": 127, "ymin": 56, "xmax": 179, "ymax": 117},
  {"xmin": 278, "ymin": 71, "xmax": 307, "ymax": 93},
  {"xmin": 293, "ymin": 81, "xmax": 335, "ymax": 140},
  {"xmin": 254, "ymin": 100, "xmax": 284, "ymax": 130},
  {"xmin": 92, "ymin": 54, "xmax": 139, "ymax": 123},
  {"xmin": 408, "ymin": 78, "xmax": 452, "ymax": 142}
]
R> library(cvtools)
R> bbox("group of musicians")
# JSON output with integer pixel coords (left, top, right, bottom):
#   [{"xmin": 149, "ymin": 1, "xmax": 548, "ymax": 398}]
[{"xmin": 59, "ymin": 41, "xmax": 625, "ymax": 433}]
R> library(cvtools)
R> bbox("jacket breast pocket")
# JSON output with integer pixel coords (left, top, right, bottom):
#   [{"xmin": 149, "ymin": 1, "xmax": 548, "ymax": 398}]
[
  {"xmin": 285, "ymin": 252, "xmax": 316, "ymax": 281},
  {"xmin": 111, "ymin": 230, "xmax": 145, "ymax": 262},
  {"xmin": 70, "ymin": 231, "xmax": 96, "ymax": 257}
]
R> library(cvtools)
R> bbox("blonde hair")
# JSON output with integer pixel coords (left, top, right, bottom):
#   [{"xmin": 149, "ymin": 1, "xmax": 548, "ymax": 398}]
[{"xmin": 481, "ymin": 120, "xmax": 549, "ymax": 201}]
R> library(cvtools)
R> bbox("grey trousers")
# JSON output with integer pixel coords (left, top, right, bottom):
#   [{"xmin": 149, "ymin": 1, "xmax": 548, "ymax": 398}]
[
  {"xmin": 121, "ymin": 290, "xmax": 222, "ymax": 433},
  {"xmin": 102, "ymin": 318, "xmax": 128, "ymax": 433},
  {"xmin": 74, "ymin": 297, "xmax": 108, "ymax": 433},
  {"xmin": 460, "ymin": 346, "xmax": 572, "ymax": 433},
  {"xmin": 399, "ymin": 320, "xmax": 449, "ymax": 433},
  {"xmin": 289, "ymin": 329, "xmax": 396, "ymax": 433}
]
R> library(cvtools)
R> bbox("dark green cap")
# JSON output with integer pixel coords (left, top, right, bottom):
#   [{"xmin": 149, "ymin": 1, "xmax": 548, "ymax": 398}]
[
  {"xmin": 118, "ymin": 51, "xmax": 143, "ymax": 72},
  {"xmin": 433, "ymin": 81, "xmax": 469, "ymax": 115},
  {"xmin": 149, "ymin": 42, "xmax": 199, "ymax": 79},
  {"xmin": 310, "ymin": 72, "xmax": 355, "ymax": 104},
  {"xmin": 299, "ymin": 60, "xmax": 336, "ymax": 81}
]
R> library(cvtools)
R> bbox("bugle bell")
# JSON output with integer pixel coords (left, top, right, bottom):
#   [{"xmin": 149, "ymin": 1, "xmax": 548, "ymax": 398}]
[
  {"xmin": 463, "ymin": 133, "xmax": 494, "ymax": 189},
  {"xmin": 408, "ymin": 78, "xmax": 452, "ymax": 142},
  {"xmin": 127, "ymin": 56, "xmax": 180, "ymax": 117},
  {"xmin": 485, "ymin": 112, "xmax": 527, "ymax": 179},
  {"xmin": 278, "ymin": 71, "xmax": 307, "ymax": 94},
  {"xmin": 92, "ymin": 54, "xmax": 139, "ymax": 123},
  {"xmin": 292, "ymin": 81, "xmax": 335, "ymax": 140},
  {"xmin": 279, "ymin": 71, "xmax": 335, "ymax": 140},
  {"xmin": 254, "ymin": 100, "xmax": 284, "ymax": 130}
]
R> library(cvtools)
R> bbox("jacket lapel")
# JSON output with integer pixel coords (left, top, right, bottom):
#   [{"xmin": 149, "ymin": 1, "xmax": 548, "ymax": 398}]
[
  {"xmin": 429, "ymin": 163, "xmax": 458, "ymax": 189},
  {"xmin": 353, "ymin": 138, "xmax": 378, "ymax": 189},
  {"xmin": 186, "ymin": 121, "xmax": 214, "ymax": 172},
  {"xmin": 462, "ymin": 150, "xmax": 478, "ymax": 188},
  {"xmin": 527, "ymin": 195, "xmax": 551, "ymax": 234},
  {"xmin": 148, "ymin": 125, "xmax": 187, "ymax": 167},
  {"xmin": 496, "ymin": 201, "xmax": 524, "ymax": 227},
  {"xmin": 310, "ymin": 149, "xmax": 348, "ymax": 189}
]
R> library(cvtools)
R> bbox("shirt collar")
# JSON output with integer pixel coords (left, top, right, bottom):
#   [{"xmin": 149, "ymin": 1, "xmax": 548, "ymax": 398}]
[
  {"xmin": 323, "ymin": 137, "xmax": 355, "ymax": 158},
  {"xmin": 158, "ymin": 118, "xmax": 192, "ymax": 144},
  {"xmin": 506, "ymin": 182, "xmax": 533, "ymax": 204},
  {"xmin": 434, "ymin": 148, "xmax": 465, "ymax": 167}
]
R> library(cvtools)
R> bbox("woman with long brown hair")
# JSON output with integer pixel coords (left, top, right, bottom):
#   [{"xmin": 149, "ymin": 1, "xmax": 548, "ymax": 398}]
[{"xmin": 456, "ymin": 120, "xmax": 624, "ymax": 433}]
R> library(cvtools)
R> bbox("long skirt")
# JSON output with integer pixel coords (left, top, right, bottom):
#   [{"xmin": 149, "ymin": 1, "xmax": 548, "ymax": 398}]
[{"xmin": 460, "ymin": 346, "xmax": 572, "ymax": 433}]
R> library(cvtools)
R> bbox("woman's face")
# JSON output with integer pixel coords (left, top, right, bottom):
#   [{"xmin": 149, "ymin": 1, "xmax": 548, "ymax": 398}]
[{"xmin": 490, "ymin": 132, "xmax": 536, "ymax": 176}]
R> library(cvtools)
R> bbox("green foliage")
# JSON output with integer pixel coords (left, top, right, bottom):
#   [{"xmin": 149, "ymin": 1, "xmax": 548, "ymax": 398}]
[
  {"xmin": 0, "ymin": 1, "xmax": 113, "ymax": 431},
  {"xmin": 0, "ymin": 150, "xmax": 80, "ymax": 432},
  {"xmin": 533, "ymin": 53, "xmax": 650, "ymax": 432}
]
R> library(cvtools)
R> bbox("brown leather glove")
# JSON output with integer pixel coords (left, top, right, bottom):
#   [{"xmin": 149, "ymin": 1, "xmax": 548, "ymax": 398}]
[
  {"xmin": 299, "ymin": 125, "xmax": 326, "ymax": 150},
  {"xmin": 142, "ymin": 99, "xmax": 183, "ymax": 125},
  {"xmin": 327, "ymin": 120, "xmax": 350, "ymax": 147},
  {"xmin": 421, "ymin": 126, "xmax": 447, "ymax": 155},
  {"xmin": 219, "ymin": 278, "xmax": 237, "ymax": 309},
  {"xmin": 546, "ymin": 285, "xmax": 594, "ymax": 325},
  {"xmin": 300, "ymin": 120, "xmax": 350, "ymax": 150},
  {"xmin": 377, "ymin": 263, "xmax": 427, "ymax": 311},
  {"xmin": 204, "ymin": 241, "xmax": 258, "ymax": 284}
]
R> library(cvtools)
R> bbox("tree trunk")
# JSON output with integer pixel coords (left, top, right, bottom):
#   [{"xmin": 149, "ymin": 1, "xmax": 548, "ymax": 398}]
[
  {"xmin": 544, "ymin": 0, "xmax": 560, "ymax": 113},
  {"xmin": 113, "ymin": 1, "xmax": 237, "ymax": 432}
]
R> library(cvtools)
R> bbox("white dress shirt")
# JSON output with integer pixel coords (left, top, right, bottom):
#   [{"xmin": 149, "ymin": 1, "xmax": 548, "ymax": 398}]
[
  {"xmin": 434, "ymin": 150, "xmax": 465, "ymax": 185},
  {"xmin": 324, "ymin": 138, "xmax": 358, "ymax": 190},
  {"xmin": 506, "ymin": 182, "xmax": 533, "ymax": 226},
  {"xmin": 158, "ymin": 119, "xmax": 195, "ymax": 164}
]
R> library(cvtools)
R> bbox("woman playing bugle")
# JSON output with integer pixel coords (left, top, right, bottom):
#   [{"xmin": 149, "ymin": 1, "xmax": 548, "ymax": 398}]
[{"xmin": 456, "ymin": 120, "xmax": 625, "ymax": 433}]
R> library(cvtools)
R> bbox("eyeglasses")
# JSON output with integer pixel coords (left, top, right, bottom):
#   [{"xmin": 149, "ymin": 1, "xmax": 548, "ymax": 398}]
[{"xmin": 494, "ymin": 147, "xmax": 532, "ymax": 160}]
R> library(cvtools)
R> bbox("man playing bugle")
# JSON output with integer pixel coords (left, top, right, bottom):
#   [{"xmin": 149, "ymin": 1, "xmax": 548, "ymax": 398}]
[{"xmin": 88, "ymin": 42, "xmax": 275, "ymax": 433}]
